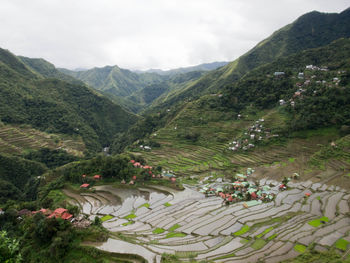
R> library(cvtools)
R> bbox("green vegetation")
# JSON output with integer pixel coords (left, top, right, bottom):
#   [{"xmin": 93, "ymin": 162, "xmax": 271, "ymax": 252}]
[
  {"xmin": 152, "ymin": 228, "xmax": 165, "ymax": 234},
  {"xmin": 124, "ymin": 213, "xmax": 136, "ymax": 220},
  {"xmin": 138, "ymin": 203, "xmax": 150, "ymax": 208},
  {"xmin": 122, "ymin": 221, "xmax": 134, "ymax": 226},
  {"xmin": 251, "ymin": 239, "xmax": 267, "ymax": 250},
  {"xmin": 23, "ymin": 148, "xmax": 80, "ymax": 169},
  {"xmin": 0, "ymin": 230, "xmax": 22, "ymax": 263},
  {"xmin": 164, "ymin": 202, "xmax": 172, "ymax": 207},
  {"xmin": 233, "ymin": 225, "xmax": 250, "ymax": 236},
  {"xmin": 294, "ymin": 244, "xmax": 307, "ymax": 253},
  {"xmin": 268, "ymin": 234, "xmax": 278, "ymax": 240},
  {"xmin": 0, "ymin": 48, "xmax": 138, "ymax": 152},
  {"xmin": 168, "ymin": 224, "xmax": 181, "ymax": 232},
  {"xmin": 335, "ymin": 238, "xmax": 349, "ymax": 251},
  {"xmin": 147, "ymin": 9, "xmax": 350, "ymax": 117},
  {"xmin": 101, "ymin": 215, "xmax": 114, "ymax": 222},
  {"xmin": 240, "ymin": 238, "xmax": 249, "ymax": 244},
  {"xmin": 214, "ymin": 252, "xmax": 236, "ymax": 260},
  {"xmin": 256, "ymin": 227, "xmax": 273, "ymax": 238},
  {"xmin": 0, "ymin": 153, "xmax": 46, "ymax": 204},
  {"xmin": 308, "ymin": 216, "xmax": 329, "ymax": 227},
  {"xmin": 165, "ymin": 232, "xmax": 187, "ymax": 238}
]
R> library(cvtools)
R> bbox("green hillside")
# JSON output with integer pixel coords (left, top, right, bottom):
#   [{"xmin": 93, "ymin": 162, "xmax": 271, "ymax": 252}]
[
  {"xmin": 19, "ymin": 56, "xmax": 84, "ymax": 85},
  {"xmin": 153, "ymin": 8, "xmax": 350, "ymax": 109},
  {"xmin": 0, "ymin": 48, "xmax": 138, "ymax": 152},
  {"xmin": 116, "ymin": 38, "xmax": 350, "ymax": 190}
]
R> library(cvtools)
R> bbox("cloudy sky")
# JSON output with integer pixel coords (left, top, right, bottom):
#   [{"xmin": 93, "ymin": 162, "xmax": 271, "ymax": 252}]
[{"xmin": 0, "ymin": 0, "xmax": 349, "ymax": 70}]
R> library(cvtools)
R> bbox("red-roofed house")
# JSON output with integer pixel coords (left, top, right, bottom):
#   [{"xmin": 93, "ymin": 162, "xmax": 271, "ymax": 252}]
[
  {"xmin": 133, "ymin": 162, "xmax": 141, "ymax": 167},
  {"xmin": 132, "ymin": 175, "xmax": 137, "ymax": 180},
  {"xmin": 61, "ymin": 212, "xmax": 73, "ymax": 220},
  {"xmin": 80, "ymin": 183, "xmax": 90, "ymax": 188},
  {"xmin": 251, "ymin": 192, "xmax": 257, "ymax": 200},
  {"xmin": 94, "ymin": 175, "xmax": 102, "ymax": 180},
  {"xmin": 82, "ymin": 174, "xmax": 86, "ymax": 178},
  {"xmin": 130, "ymin": 160, "xmax": 135, "ymax": 164},
  {"xmin": 48, "ymin": 208, "xmax": 73, "ymax": 220},
  {"xmin": 171, "ymin": 177, "xmax": 176, "ymax": 183}
]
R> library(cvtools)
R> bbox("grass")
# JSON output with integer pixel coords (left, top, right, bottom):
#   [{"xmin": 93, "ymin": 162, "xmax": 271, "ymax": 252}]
[
  {"xmin": 308, "ymin": 216, "xmax": 329, "ymax": 227},
  {"xmin": 138, "ymin": 203, "xmax": 150, "ymax": 208},
  {"xmin": 289, "ymin": 158, "xmax": 296, "ymax": 163},
  {"xmin": 214, "ymin": 252, "xmax": 236, "ymax": 260},
  {"xmin": 47, "ymin": 189, "xmax": 67, "ymax": 207},
  {"xmin": 122, "ymin": 221, "xmax": 134, "ymax": 226},
  {"xmin": 165, "ymin": 232, "xmax": 187, "ymax": 238},
  {"xmin": 267, "ymin": 233, "xmax": 278, "ymax": 240},
  {"xmin": 256, "ymin": 227, "xmax": 274, "ymax": 238},
  {"xmin": 335, "ymin": 238, "xmax": 349, "ymax": 251},
  {"xmin": 251, "ymin": 239, "xmax": 267, "ymax": 250},
  {"xmin": 164, "ymin": 202, "xmax": 172, "ymax": 207},
  {"xmin": 168, "ymin": 224, "xmax": 181, "ymax": 232},
  {"xmin": 100, "ymin": 215, "xmax": 114, "ymax": 222},
  {"xmin": 294, "ymin": 244, "xmax": 307, "ymax": 253},
  {"xmin": 124, "ymin": 213, "xmax": 136, "ymax": 220},
  {"xmin": 153, "ymin": 228, "xmax": 165, "ymax": 234},
  {"xmin": 240, "ymin": 238, "xmax": 249, "ymax": 244},
  {"xmin": 233, "ymin": 225, "xmax": 250, "ymax": 236}
]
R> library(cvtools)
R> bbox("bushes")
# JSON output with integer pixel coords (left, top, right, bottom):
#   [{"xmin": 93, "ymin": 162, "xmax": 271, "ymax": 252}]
[{"xmin": 23, "ymin": 148, "xmax": 80, "ymax": 169}]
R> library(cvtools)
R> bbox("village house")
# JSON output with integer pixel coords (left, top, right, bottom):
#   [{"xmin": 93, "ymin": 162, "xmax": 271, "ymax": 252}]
[
  {"xmin": 274, "ymin": 72, "xmax": 285, "ymax": 76},
  {"xmin": 48, "ymin": 208, "xmax": 73, "ymax": 220}
]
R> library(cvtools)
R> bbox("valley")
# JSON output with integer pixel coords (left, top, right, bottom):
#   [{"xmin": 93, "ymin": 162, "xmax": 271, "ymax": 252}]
[{"xmin": 0, "ymin": 6, "xmax": 350, "ymax": 263}]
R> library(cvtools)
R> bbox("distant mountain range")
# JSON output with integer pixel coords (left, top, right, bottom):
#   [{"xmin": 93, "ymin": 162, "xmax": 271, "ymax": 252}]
[
  {"xmin": 58, "ymin": 62, "xmax": 227, "ymax": 113},
  {"xmin": 132, "ymin": 61, "xmax": 229, "ymax": 75}
]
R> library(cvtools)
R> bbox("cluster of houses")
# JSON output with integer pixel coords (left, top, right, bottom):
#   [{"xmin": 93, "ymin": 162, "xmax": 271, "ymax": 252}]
[
  {"xmin": 228, "ymin": 118, "xmax": 278, "ymax": 151},
  {"xmin": 278, "ymin": 65, "xmax": 343, "ymax": 107},
  {"xmin": 200, "ymin": 168, "xmax": 276, "ymax": 206},
  {"xmin": 80, "ymin": 174, "xmax": 102, "ymax": 189},
  {"xmin": 129, "ymin": 160, "xmax": 176, "ymax": 184},
  {"xmin": 15, "ymin": 207, "xmax": 74, "ymax": 221}
]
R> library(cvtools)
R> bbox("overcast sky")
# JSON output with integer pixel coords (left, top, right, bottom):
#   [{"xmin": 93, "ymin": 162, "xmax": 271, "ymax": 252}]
[{"xmin": 0, "ymin": 0, "xmax": 349, "ymax": 70}]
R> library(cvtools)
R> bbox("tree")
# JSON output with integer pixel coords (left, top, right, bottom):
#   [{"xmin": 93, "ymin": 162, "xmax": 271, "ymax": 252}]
[{"xmin": 0, "ymin": 230, "xmax": 22, "ymax": 263}]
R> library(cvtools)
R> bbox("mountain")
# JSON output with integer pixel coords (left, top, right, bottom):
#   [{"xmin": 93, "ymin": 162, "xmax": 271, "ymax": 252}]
[
  {"xmin": 133, "ymin": 61, "xmax": 229, "ymax": 75},
  {"xmin": 19, "ymin": 56, "xmax": 84, "ymax": 85},
  {"xmin": 127, "ymin": 71, "xmax": 206, "ymax": 108},
  {"xmin": 153, "ymin": 8, "xmax": 350, "ymax": 109},
  {"xmin": 220, "ymin": 38, "xmax": 350, "ymax": 128},
  {"xmin": 59, "ymin": 65, "xmax": 166, "ymax": 98},
  {"xmin": 0, "ymin": 47, "xmax": 138, "ymax": 151}
]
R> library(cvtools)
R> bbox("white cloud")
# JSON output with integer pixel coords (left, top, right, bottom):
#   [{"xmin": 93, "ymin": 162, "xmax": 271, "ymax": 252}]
[{"xmin": 0, "ymin": 0, "xmax": 348, "ymax": 70}]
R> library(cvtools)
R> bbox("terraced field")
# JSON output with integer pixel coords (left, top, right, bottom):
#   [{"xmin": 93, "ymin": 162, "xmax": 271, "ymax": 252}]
[
  {"xmin": 0, "ymin": 123, "xmax": 85, "ymax": 156},
  {"xmin": 65, "ymin": 181, "xmax": 350, "ymax": 262}
]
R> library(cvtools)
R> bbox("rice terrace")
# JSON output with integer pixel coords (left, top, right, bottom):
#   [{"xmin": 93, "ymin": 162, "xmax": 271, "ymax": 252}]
[{"xmin": 1, "ymin": 2, "xmax": 350, "ymax": 263}]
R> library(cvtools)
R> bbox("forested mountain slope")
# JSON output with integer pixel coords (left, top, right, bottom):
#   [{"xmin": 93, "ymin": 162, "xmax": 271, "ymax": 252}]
[
  {"xmin": 0, "ymin": 48, "xmax": 138, "ymax": 151},
  {"xmin": 152, "ymin": 8, "xmax": 350, "ymax": 110}
]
